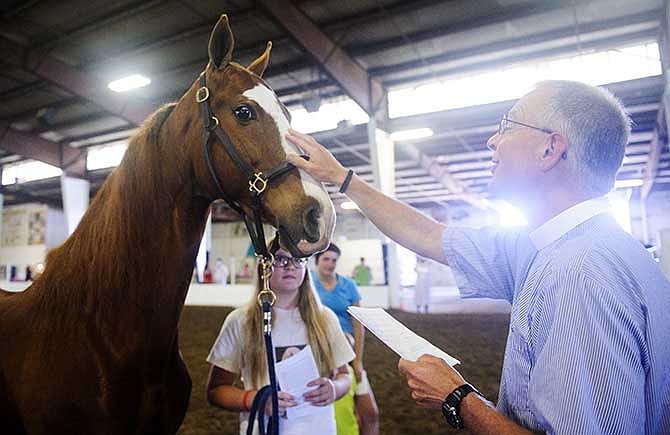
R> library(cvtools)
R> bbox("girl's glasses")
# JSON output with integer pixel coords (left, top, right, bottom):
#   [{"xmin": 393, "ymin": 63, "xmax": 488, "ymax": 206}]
[{"xmin": 273, "ymin": 255, "xmax": 308, "ymax": 269}]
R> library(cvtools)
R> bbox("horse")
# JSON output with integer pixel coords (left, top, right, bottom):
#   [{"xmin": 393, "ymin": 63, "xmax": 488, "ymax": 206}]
[{"xmin": 0, "ymin": 15, "xmax": 335, "ymax": 435}]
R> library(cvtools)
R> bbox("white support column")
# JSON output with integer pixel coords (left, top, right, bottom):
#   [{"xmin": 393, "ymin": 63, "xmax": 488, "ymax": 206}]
[
  {"xmin": 0, "ymin": 192, "xmax": 3, "ymax": 246},
  {"xmin": 60, "ymin": 175, "xmax": 90, "ymax": 235},
  {"xmin": 196, "ymin": 211, "xmax": 212, "ymax": 282},
  {"xmin": 660, "ymin": 228, "xmax": 670, "ymax": 280},
  {"xmin": 640, "ymin": 198, "xmax": 649, "ymax": 246},
  {"xmin": 367, "ymin": 117, "xmax": 402, "ymax": 308},
  {"xmin": 664, "ymin": 3, "xmax": 670, "ymax": 141}
]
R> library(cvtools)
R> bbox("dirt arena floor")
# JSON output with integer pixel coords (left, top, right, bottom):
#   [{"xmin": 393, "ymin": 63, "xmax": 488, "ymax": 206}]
[{"xmin": 177, "ymin": 306, "xmax": 510, "ymax": 435}]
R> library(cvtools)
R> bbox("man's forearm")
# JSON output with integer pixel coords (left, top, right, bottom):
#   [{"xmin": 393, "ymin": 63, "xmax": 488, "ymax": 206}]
[
  {"xmin": 353, "ymin": 318, "xmax": 365, "ymax": 362},
  {"xmin": 461, "ymin": 395, "xmax": 537, "ymax": 435},
  {"xmin": 345, "ymin": 175, "xmax": 447, "ymax": 262}
]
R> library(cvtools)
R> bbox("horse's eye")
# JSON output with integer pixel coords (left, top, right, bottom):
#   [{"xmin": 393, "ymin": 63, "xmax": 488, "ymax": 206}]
[{"xmin": 233, "ymin": 105, "xmax": 256, "ymax": 123}]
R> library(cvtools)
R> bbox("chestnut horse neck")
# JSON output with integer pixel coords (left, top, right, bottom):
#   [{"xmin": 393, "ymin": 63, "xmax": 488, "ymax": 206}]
[{"xmin": 35, "ymin": 98, "xmax": 212, "ymax": 351}]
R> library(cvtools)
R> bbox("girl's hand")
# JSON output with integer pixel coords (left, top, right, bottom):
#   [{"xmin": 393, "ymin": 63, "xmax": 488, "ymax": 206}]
[
  {"xmin": 264, "ymin": 391, "xmax": 297, "ymax": 417},
  {"xmin": 303, "ymin": 377, "xmax": 336, "ymax": 406}
]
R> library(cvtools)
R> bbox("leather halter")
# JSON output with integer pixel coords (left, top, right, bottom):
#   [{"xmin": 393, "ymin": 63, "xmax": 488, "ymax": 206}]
[{"xmin": 196, "ymin": 70, "xmax": 300, "ymax": 258}]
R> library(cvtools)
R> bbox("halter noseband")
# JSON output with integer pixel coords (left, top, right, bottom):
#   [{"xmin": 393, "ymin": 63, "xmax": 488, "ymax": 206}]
[{"xmin": 196, "ymin": 70, "xmax": 300, "ymax": 258}]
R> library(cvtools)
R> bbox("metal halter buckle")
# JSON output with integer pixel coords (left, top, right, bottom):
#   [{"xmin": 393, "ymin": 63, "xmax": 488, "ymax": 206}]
[
  {"xmin": 249, "ymin": 172, "xmax": 268, "ymax": 194},
  {"xmin": 256, "ymin": 253, "xmax": 277, "ymax": 307},
  {"xmin": 196, "ymin": 86, "xmax": 210, "ymax": 103}
]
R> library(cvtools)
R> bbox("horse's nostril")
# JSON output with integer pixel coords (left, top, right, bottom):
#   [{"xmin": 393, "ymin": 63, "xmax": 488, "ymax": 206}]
[{"xmin": 302, "ymin": 204, "xmax": 321, "ymax": 243}]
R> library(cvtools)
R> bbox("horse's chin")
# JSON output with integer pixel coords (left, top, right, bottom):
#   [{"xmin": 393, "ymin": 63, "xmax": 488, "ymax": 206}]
[{"xmin": 277, "ymin": 225, "xmax": 330, "ymax": 258}]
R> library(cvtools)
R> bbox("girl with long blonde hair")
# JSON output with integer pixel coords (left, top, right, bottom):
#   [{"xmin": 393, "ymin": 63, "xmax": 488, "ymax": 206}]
[{"xmin": 206, "ymin": 239, "xmax": 354, "ymax": 435}]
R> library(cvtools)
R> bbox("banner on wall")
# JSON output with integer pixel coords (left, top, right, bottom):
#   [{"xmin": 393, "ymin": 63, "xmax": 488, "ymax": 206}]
[{"xmin": 1, "ymin": 205, "xmax": 46, "ymax": 247}]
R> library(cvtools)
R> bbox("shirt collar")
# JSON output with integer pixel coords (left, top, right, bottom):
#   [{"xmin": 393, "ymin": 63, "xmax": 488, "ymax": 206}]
[{"xmin": 529, "ymin": 197, "xmax": 610, "ymax": 250}]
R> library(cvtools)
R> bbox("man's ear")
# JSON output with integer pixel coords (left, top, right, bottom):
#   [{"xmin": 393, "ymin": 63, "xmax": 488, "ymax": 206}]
[{"xmin": 539, "ymin": 132, "xmax": 568, "ymax": 172}]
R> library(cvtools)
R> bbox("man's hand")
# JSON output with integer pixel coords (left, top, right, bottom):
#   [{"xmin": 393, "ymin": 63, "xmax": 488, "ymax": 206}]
[
  {"xmin": 398, "ymin": 354, "xmax": 466, "ymax": 409},
  {"xmin": 264, "ymin": 391, "xmax": 297, "ymax": 417},
  {"xmin": 286, "ymin": 129, "xmax": 349, "ymax": 186},
  {"xmin": 303, "ymin": 377, "xmax": 337, "ymax": 406}
]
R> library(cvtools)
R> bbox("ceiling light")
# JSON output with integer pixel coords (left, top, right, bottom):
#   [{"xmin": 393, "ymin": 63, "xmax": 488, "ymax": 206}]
[
  {"xmin": 340, "ymin": 201, "xmax": 359, "ymax": 210},
  {"xmin": 614, "ymin": 179, "xmax": 644, "ymax": 189},
  {"xmin": 108, "ymin": 74, "xmax": 151, "ymax": 93},
  {"xmin": 389, "ymin": 128, "xmax": 434, "ymax": 142}
]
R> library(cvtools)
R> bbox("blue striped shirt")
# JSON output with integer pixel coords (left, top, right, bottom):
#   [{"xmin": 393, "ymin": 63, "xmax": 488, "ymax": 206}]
[{"xmin": 442, "ymin": 198, "xmax": 670, "ymax": 435}]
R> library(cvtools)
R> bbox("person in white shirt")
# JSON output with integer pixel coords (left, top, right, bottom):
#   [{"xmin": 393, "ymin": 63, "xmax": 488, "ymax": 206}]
[
  {"xmin": 213, "ymin": 257, "xmax": 229, "ymax": 285},
  {"xmin": 206, "ymin": 238, "xmax": 354, "ymax": 435}
]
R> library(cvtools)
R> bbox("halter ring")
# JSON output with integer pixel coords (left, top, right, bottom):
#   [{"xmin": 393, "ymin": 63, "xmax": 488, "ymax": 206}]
[
  {"xmin": 257, "ymin": 289, "xmax": 277, "ymax": 307},
  {"xmin": 196, "ymin": 86, "xmax": 210, "ymax": 103}
]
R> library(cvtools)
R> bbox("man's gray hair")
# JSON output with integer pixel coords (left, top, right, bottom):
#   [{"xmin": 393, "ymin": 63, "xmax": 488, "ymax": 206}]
[{"xmin": 534, "ymin": 80, "xmax": 631, "ymax": 195}]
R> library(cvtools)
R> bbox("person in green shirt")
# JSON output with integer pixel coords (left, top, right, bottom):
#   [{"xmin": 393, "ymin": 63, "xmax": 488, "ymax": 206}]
[{"xmin": 352, "ymin": 257, "xmax": 371, "ymax": 286}]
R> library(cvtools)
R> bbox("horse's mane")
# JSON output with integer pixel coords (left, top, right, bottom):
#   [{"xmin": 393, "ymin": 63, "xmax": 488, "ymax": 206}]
[{"xmin": 34, "ymin": 103, "xmax": 182, "ymax": 320}]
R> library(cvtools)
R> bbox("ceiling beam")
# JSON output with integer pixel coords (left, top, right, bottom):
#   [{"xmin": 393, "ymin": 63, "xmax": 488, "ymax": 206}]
[
  {"xmin": 258, "ymin": 0, "xmax": 385, "ymax": 116},
  {"xmin": 1, "ymin": 0, "xmax": 42, "ymax": 18},
  {"xmin": 397, "ymin": 141, "xmax": 490, "ymax": 209},
  {"xmin": 260, "ymin": 7, "xmax": 660, "ymax": 87},
  {"xmin": 219, "ymin": 0, "xmax": 570, "ymax": 81},
  {"xmin": 82, "ymin": 0, "xmax": 444, "ymax": 71},
  {"xmin": 30, "ymin": 0, "xmax": 166, "ymax": 52},
  {"xmin": 0, "ymin": 185, "xmax": 63, "ymax": 209},
  {"xmin": 374, "ymin": 21, "xmax": 658, "ymax": 80},
  {"xmin": 80, "ymin": 7, "xmax": 259, "ymax": 69},
  {"xmin": 0, "ymin": 122, "xmax": 86, "ymax": 176},
  {"xmin": 1, "ymin": 0, "xmax": 443, "ymax": 99},
  {"xmin": 0, "ymin": 35, "xmax": 156, "ymax": 126}
]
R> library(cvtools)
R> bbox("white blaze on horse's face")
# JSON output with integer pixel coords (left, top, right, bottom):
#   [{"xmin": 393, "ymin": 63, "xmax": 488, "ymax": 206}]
[{"xmin": 243, "ymin": 84, "xmax": 335, "ymax": 253}]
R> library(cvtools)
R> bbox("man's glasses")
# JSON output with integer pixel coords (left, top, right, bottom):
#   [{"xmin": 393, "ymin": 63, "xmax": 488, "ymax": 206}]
[
  {"xmin": 498, "ymin": 115, "xmax": 553, "ymax": 136},
  {"xmin": 273, "ymin": 255, "xmax": 308, "ymax": 269}
]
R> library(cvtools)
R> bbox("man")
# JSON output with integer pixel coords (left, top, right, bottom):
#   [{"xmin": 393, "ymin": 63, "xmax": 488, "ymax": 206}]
[
  {"xmin": 286, "ymin": 80, "xmax": 670, "ymax": 434},
  {"xmin": 352, "ymin": 257, "xmax": 372, "ymax": 286}
]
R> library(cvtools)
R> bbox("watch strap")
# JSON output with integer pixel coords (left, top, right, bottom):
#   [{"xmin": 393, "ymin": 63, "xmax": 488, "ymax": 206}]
[{"xmin": 442, "ymin": 384, "xmax": 482, "ymax": 429}]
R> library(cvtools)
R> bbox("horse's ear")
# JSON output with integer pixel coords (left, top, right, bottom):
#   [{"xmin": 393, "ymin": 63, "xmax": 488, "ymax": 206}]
[
  {"xmin": 247, "ymin": 42, "xmax": 272, "ymax": 77},
  {"xmin": 208, "ymin": 15, "xmax": 234, "ymax": 69}
]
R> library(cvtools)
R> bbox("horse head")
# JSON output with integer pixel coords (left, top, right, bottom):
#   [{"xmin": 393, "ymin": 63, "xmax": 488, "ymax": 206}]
[{"xmin": 189, "ymin": 15, "xmax": 335, "ymax": 257}]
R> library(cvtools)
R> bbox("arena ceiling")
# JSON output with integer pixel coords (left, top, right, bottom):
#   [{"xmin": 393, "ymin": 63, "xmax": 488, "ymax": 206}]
[{"xmin": 0, "ymin": 0, "xmax": 668, "ymax": 219}]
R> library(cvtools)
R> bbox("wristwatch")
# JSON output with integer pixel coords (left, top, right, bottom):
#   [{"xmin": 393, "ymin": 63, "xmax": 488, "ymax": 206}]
[{"xmin": 441, "ymin": 383, "xmax": 482, "ymax": 429}]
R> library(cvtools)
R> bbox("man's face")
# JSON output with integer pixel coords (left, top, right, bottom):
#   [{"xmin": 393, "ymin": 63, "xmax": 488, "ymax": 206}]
[{"xmin": 486, "ymin": 88, "xmax": 553, "ymax": 203}]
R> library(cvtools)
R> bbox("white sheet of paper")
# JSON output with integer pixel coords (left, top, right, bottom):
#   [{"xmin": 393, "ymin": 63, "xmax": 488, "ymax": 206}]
[
  {"xmin": 348, "ymin": 306, "xmax": 460, "ymax": 366},
  {"xmin": 275, "ymin": 345, "xmax": 331, "ymax": 420}
]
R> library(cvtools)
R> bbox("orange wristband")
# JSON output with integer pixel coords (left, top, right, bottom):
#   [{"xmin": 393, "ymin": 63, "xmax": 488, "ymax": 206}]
[{"xmin": 242, "ymin": 390, "xmax": 253, "ymax": 412}]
